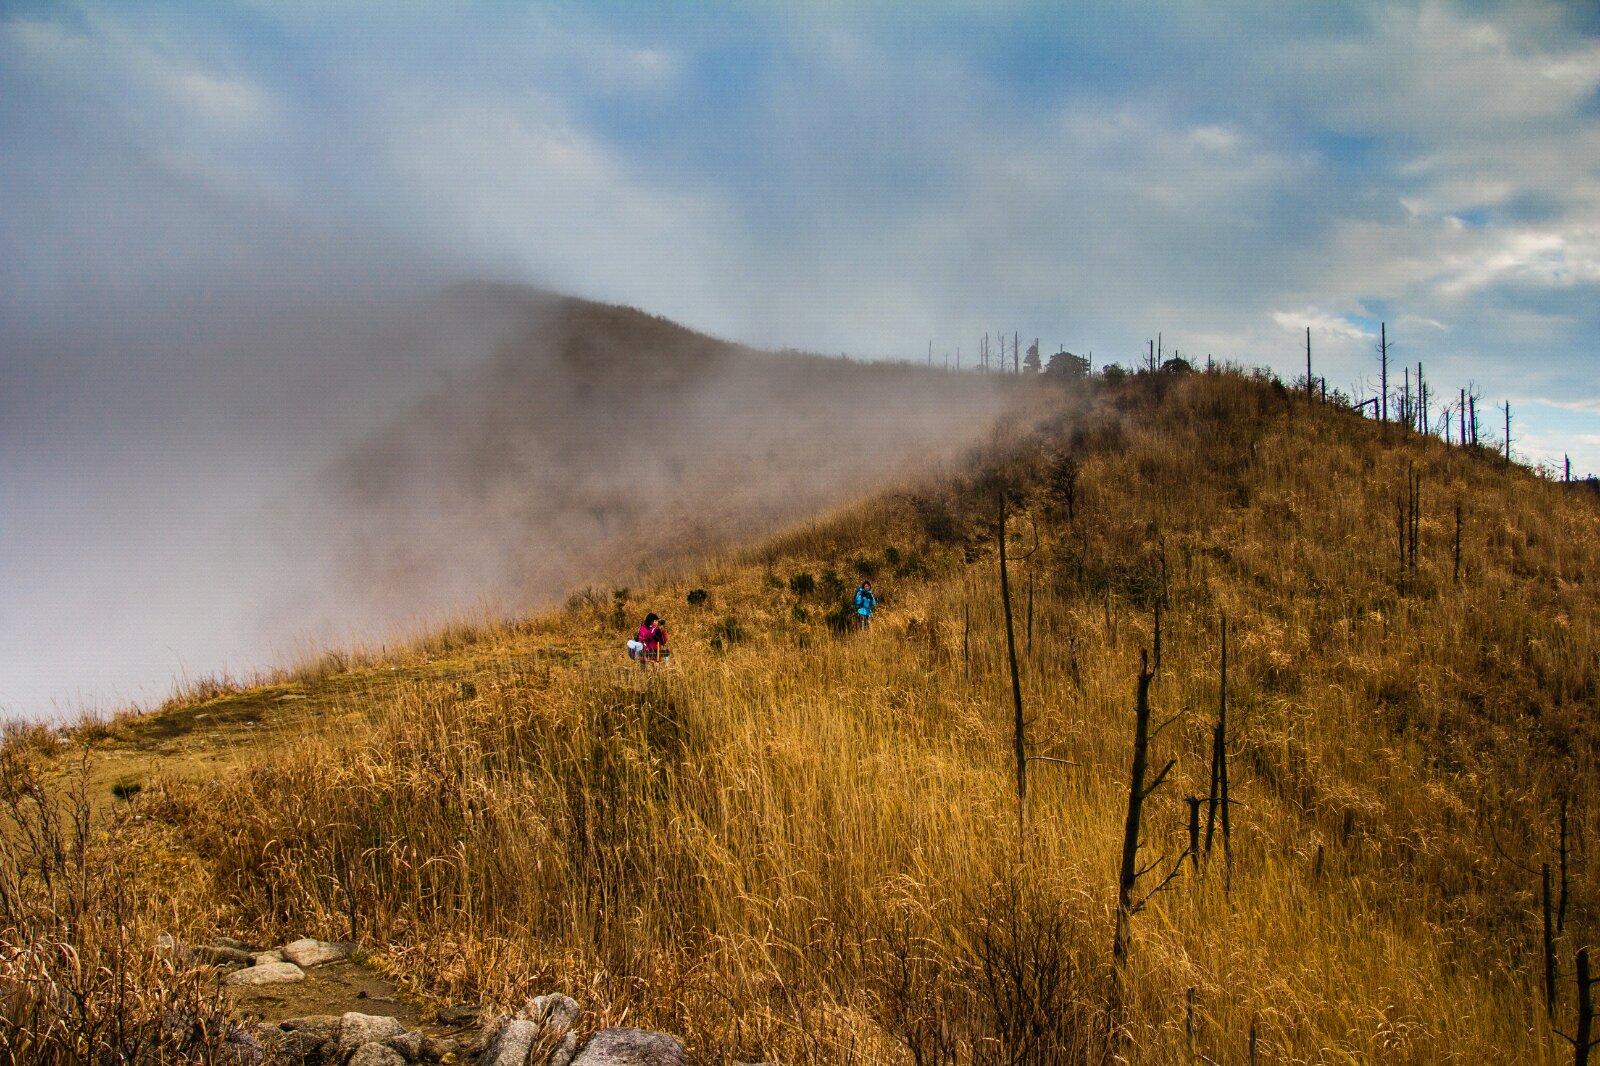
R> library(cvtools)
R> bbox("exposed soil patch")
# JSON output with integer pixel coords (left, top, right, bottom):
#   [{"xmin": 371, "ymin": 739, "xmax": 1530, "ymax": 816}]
[{"xmin": 224, "ymin": 958, "xmax": 452, "ymax": 1037}]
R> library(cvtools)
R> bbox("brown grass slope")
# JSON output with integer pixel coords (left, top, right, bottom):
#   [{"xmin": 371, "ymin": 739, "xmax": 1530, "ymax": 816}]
[{"xmin": 6, "ymin": 365, "xmax": 1600, "ymax": 1064}]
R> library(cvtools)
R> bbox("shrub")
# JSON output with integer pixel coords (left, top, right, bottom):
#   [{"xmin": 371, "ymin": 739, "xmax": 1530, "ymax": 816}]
[
  {"xmin": 788, "ymin": 572, "xmax": 816, "ymax": 597},
  {"xmin": 914, "ymin": 497, "xmax": 958, "ymax": 544},
  {"xmin": 686, "ymin": 588, "xmax": 709, "ymax": 607},
  {"xmin": 712, "ymin": 617, "xmax": 746, "ymax": 645}
]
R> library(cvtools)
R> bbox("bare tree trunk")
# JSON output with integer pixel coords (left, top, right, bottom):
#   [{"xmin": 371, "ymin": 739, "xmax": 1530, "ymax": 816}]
[
  {"xmin": 1546, "ymin": 862, "xmax": 1559, "ymax": 1020},
  {"xmin": 1574, "ymin": 947, "xmax": 1595, "ymax": 1066},
  {"xmin": 1454, "ymin": 501, "xmax": 1463, "ymax": 585},
  {"xmin": 1380, "ymin": 323, "xmax": 1389, "ymax": 424},
  {"xmin": 1113, "ymin": 652, "xmax": 1158, "ymax": 968},
  {"xmin": 1205, "ymin": 615, "xmax": 1228, "ymax": 859},
  {"xmin": 1188, "ymin": 797, "xmax": 1201, "ymax": 871},
  {"xmin": 998, "ymin": 489, "xmax": 1026, "ymax": 845}
]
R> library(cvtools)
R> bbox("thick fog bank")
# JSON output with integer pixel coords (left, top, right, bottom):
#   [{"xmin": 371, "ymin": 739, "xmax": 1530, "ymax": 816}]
[
  {"xmin": 2, "ymin": 282, "xmax": 1014, "ymax": 720},
  {"xmin": 307, "ymin": 284, "xmax": 1015, "ymax": 631}
]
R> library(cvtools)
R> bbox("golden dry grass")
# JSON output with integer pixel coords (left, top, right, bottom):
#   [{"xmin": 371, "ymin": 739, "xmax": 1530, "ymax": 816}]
[{"xmin": 8, "ymin": 366, "xmax": 1599, "ymax": 1063}]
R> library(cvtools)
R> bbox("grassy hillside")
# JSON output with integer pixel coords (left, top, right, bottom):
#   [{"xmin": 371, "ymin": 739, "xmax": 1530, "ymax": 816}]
[{"xmin": 5, "ymin": 364, "xmax": 1598, "ymax": 1064}]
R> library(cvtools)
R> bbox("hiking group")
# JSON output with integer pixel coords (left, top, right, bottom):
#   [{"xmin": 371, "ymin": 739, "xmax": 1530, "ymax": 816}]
[{"xmin": 627, "ymin": 580, "xmax": 878, "ymax": 665}]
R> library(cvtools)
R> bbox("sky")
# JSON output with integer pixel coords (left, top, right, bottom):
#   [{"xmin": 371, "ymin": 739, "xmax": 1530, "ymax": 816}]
[{"xmin": 4, "ymin": 1, "xmax": 1600, "ymax": 715}]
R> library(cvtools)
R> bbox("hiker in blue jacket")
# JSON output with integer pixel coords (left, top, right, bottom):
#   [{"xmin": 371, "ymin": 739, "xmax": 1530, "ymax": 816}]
[{"xmin": 854, "ymin": 580, "xmax": 877, "ymax": 627}]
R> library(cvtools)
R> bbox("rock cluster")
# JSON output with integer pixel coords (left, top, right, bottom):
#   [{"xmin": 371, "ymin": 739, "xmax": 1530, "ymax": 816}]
[
  {"xmin": 256, "ymin": 1012, "xmax": 451, "ymax": 1065},
  {"xmin": 170, "ymin": 933, "xmax": 355, "ymax": 986},
  {"xmin": 255, "ymin": 1001, "xmax": 693, "ymax": 1066},
  {"xmin": 169, "ymin": 934, "xmax": 734, "ymax": 1065}
]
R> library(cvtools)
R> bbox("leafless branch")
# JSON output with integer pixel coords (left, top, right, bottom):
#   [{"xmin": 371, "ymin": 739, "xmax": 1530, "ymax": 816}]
[{"xmin": 1140, "ymin": 758, "xmax": 1176, "ymax": 800}]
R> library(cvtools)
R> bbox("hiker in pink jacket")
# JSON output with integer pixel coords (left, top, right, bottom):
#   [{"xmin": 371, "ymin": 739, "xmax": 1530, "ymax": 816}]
[{"xmin": 635, "ymin": 613, "xmax": 670, "ymax": 664}]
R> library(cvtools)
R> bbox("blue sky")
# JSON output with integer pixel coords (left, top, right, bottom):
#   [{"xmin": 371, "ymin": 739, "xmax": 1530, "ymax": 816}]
[{"xmin": 3, "ymin": 1, "xmax": 1600, "ymax": 713}]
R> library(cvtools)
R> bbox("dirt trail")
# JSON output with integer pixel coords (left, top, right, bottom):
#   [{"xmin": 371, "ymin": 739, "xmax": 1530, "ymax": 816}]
[{"xmin": 224, "ymin": 956, "xmax": 464, "ymax": 1037}]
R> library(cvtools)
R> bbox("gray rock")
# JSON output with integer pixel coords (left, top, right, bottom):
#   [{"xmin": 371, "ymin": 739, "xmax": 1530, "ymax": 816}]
[
  {"xmin": 348, "ymin": 1044, "xmax": 407, "ymax": 1066},
  {"xmin": 462, "ymin": 1015, "xmax": 509, "ymax": 1058},
  {"xmin": 263, "ymin": 1026, "xmax": 331, "ymax": 1062},
  {"xmin": 283, "ymin": 938, "xmax": 352, "ymax": 968},
  {"xmin": 198, "ymin": 944, "xmax": 255, "ymax": 966},
  {"xmin": 224, "ymin": 961, "xmax": 305, "ymax": 986},
  {"xmin": 212, "ymin": 935, "xmax": 257, "ymax": 952},
  {"xmin": 548, "ymin": 1030, "xmax": 580, "ymax": 1066},
  {"xmin": 523, "ymin": 993, "xmax": 580, "ymax": 1033},
  {"xmin": 479, "ymin": 1018, "xmax": 539, "ymax": 1066},
  {"xmin": 251, "ymin": 949, "xmax": 286, "ymax": 966},
  {"xmin": 570, "ymin": 1028, "xmax": 687, "ymax": 1066},
  {"xmin": 386, "ymin": 1030, "xmax": 423, "ymax": 1061},
  {"xmin": 337, "ymin": 1013, "xmax": 407, "ymax": 1059}
]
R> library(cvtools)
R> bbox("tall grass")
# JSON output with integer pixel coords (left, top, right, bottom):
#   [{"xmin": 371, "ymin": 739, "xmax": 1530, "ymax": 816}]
[
  {"xmin": 0, "ymin": 746, "xmax": 233, "ymax": 1063},
  {"xmin": 24, "ymin": 368, "xmax": 1600, "ymax": 1063}
]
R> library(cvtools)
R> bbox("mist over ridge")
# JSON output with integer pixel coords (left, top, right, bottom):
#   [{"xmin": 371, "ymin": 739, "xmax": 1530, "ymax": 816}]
[
  {"xmin": 0, "ymin": 279, "xmax": 1018, "ymax": 719},
  {"xmin": 307, "ymin": 282, "xmax": 1018, "ymax": 634}
]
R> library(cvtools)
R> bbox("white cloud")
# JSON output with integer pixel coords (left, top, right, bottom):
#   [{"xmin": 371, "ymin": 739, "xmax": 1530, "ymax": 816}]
[
  {"xmin": 1188, "ymin": 124, "xmax": 1241, "ymax": 152},
  {"xmin": 1271, "ymin": 309, "xmax": 1373, "ymax": 340},
  {"xmin": 1433, "ymin": 228, "xmax": 1600, "ymax": 296}
]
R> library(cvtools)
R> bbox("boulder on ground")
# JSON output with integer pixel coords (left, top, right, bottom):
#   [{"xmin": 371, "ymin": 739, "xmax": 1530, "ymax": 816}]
[
  {"xmin": 480, "ymin": 1018, "xmax": 540, "ymax": 1066},
  {"xmin": 338, "ymin": 1013, "xmax": 408, "ymax": 1060},
  {"xmin": 224, "ymin": 961, "xmax": 305, "ymax": 986},
  {"xmin": 522, "ymin": 993, "xmax": 580, "ymax": 1033},
  {"xmin": 570, "ymin": 1028, "xmax": 687, "ymax": 1066},
  {"xmin": 283, "ymin": 938, "xmax": 352, "ymax": 968},
  {"xmin": 386, "ymin": 1030, "xmax": 423, "ymax": 1060}
]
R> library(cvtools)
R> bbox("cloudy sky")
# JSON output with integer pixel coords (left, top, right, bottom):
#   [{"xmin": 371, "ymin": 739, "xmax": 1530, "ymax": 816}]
[{"xmin": 4, "ymin": 1, "xmax": 1600, "ymax": 714}]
